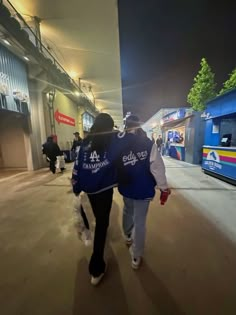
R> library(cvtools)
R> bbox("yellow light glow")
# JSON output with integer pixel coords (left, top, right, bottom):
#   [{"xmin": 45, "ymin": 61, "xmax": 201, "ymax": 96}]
[
  {"xmin": 68, "ymin": 71, "xmax": 78, "ymax": 79},
  {"xmin": 95, "ymin": 103, "xmax": 103, "ymax": 111},
  {"xmin": 9, "ymin": 0, "xmax": 33, "ymax": 17}
]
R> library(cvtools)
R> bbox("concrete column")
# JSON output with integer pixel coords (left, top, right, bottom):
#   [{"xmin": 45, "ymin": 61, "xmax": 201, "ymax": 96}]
[{"xmin": 27, "ymin": 73, "xmax": 49, "ymax": 170}]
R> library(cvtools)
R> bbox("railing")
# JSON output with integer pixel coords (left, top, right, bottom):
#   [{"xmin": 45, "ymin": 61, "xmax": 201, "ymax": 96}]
[{"xmin": 1, "ymin": 0, "xmax": 96, "ymax": 109}]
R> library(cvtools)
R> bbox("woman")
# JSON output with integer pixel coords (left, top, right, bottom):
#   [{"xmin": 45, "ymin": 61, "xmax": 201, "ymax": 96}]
[{"xmin": 72, "ymin": 113, "xmax": 116, "ymax": 285}]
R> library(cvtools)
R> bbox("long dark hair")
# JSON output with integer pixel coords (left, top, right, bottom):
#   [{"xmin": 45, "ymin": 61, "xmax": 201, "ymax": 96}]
[{"xmin": 85, "ymin": 113, "xmax": 114, "ymax": 152}]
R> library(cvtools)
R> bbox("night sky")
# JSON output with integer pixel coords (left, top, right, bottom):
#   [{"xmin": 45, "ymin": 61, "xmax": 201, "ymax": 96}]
[{"xmin": 118, "ymin": 0, "xmax": 236, "ymax": 122}]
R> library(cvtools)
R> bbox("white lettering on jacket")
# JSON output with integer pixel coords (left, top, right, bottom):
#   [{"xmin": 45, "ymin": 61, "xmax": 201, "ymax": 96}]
[
  {"xmin": 122, "ymin": 150, "xmax": 148, "ymax": 166},
  {"xmin": 89, "ymin": 151, "xmax": 100, "ymax": 162},
  {"xmin": 137, "ymin": 151, "xmax": 148, "ymax": 160},
  {"xmin": 82, "ymin": 159, "xmax": 109, "ymax": 173}
]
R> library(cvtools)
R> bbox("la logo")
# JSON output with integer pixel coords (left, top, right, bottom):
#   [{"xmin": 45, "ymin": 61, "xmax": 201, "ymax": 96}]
[{"xmin": 90, "ymin": 151, "xmax": 100, "ymax": 162}]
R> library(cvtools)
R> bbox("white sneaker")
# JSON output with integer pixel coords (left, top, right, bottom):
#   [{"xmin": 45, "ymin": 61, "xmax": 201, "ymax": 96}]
[
  {"xmin": 91, "ymin": 273, "xmax": 105, "ymax": 286},
  {"xmin": 131, "ymin": 257, "xmax": 142, "ymax": 270},
  {"xmin": 125, "ymin": 233, "xmax": 132, "ymax": 245},
  {"xmin": 129, "ymin": 247, "xmax": 142, "ymax": 270},
  {"xmin": 91, "ymin": 265, "xmax": 107, "ymax": 286}
]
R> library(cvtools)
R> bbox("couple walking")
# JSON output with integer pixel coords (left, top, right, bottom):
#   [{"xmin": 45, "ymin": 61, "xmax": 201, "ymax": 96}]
[{"xmin": 72, "ymin": 113, "xmax": 170, "ymax": 286}]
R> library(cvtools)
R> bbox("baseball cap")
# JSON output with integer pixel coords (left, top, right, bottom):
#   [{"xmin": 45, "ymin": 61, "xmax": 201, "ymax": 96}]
[{"xmin": 125, "ymin": 115, "xmax": 141, "ymax": 129}]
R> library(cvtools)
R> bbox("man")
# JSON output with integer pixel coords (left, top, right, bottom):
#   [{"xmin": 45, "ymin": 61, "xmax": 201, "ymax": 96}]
[
  {"xmin": 42, "ymin": 136, "xmax": 61, "ymax": 174},
  {"xmin": 157, "ymin": 134, "xmax": 164, "ymax": 155},
  {"xmin": 116, "ymin": 115, "xmax": 170, "ymax": 269},
  {"xmin": 156, "ymin": 134, "xmax": 163, "ymax": 150},
  {"xmin": 72, "ymin": 113, "xmax": 117, "ymax": 285},
  {"xmin": 71, "ymin": 132, "xmax": 82, "ymax": 153}
]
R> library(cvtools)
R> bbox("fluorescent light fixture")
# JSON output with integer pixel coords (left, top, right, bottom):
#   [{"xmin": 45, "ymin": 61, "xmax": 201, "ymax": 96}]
[
  {"xmin": 23, "ymin": 56, "xmax": 30, "ymax": 61},
  {"xmin": 3, "ymin": 39, "xmax": 11, "ymax": 46}
]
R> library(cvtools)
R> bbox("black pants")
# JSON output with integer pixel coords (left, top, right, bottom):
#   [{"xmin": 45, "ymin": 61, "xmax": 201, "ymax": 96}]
[
  {"xmin": 49, "ymin": 159, "xmax": 56, "ymax": 174},
  {"xmin": 80, "ymin": 205, "xmax": 90, "ymax": 230},
  {"xmin": 88, "ymin": 188, "xmax": 113, "ymax": 277}
]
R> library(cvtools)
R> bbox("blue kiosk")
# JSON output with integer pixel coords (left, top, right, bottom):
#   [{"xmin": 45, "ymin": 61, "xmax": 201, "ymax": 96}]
[
  {"xmin": 202, "ymin": 89, "xmax": 236, "ymax": 185},
  {"xmin": 161, "ymin": 108, "xmax": 205, "ymax": 164}
]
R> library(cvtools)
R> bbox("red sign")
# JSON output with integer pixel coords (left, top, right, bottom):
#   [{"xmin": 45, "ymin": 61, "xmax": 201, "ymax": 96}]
[{"xmin": 54, "ymin": 109, "xmax": 75, "ymax": 126}]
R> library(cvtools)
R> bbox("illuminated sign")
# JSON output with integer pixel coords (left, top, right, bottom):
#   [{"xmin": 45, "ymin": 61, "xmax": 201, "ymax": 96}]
[
  {"xmin": 161, "ymin": 108, "xmax": 192, "ymax": 125},
  {"xmin": 54, "ymin": 109, "xmax": 75, "ymax": 126}
]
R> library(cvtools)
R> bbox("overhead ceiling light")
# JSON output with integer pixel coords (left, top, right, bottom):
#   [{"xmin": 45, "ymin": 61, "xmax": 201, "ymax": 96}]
[
  {"xmin": 3, "ymin": 39, "xmax": 11, "ymax": 46},
  {"xmin": 23, "ymin": 56, "xmax": 30, "ymax": 61}
]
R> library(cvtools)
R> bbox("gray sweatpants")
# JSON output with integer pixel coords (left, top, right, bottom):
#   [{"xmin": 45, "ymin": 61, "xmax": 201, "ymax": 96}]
[{"xmin": 123, "ymin": 197, "xmax": 150, "ymax": 258}]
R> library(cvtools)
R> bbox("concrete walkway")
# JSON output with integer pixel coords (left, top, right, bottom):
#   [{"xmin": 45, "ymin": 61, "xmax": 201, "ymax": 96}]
[{"xmin": 0, "ymin": 159, "xmax": 236, "ymax": 315}]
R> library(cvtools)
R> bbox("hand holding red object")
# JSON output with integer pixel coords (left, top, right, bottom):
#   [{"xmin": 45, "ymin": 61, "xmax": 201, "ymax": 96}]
[{"xmin": 160, "ymin": 188, "xmax": 171, "ymax": 205}]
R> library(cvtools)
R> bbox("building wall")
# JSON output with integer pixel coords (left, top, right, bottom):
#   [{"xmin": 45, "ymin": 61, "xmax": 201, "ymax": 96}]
[
  {"xmin": 204, "ymin": 118, "xmax": 221, "ymax": 146},
  {"xmin": 27, "ymin": 77, "xmax": 48, "ymax": 170},
  {"xmin": 44, "ymin": 91, "xmax": 80, "ymax": 150},
  {"xmin": 185, "ymin": 112, "xmax": 205, "ymax": 164},
  {"xmin": 0, "ymin": 114, "xmax": 27, "ymax": 168},
  {"xmin": 0, "ymin": 44, "xmax": 30, "ymax": 169}
]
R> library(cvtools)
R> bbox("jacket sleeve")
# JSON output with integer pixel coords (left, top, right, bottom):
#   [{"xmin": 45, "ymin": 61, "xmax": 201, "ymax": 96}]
[
  {"xmin": 150, "ymin": 144, "xmax": 168, "ymax": 190},
  {"xmin": 71, "ymin": 148, "xmax": 82, "ymax": 195}
]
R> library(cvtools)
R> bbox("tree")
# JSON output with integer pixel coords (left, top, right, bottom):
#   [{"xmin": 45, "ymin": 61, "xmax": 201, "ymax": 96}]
[
  {"xmin": 219, "ymin": 68, "xmax": 236, "ymax": 95},
  {"xmin": 187, "ymin": 58, "xmax": 217, "ymax": 111}
]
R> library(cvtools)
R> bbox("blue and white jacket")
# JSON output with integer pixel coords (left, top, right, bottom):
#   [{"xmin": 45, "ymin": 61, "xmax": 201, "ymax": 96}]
[
  {"xmin": 115, "ymin": 132, "xmax": 168, "ymax": 200},
  {"xmin": 72, "ymin": 136, "xmax": 117, "ymax": 195}
]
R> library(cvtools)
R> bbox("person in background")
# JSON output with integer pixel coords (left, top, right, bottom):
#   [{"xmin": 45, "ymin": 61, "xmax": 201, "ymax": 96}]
[
  {"xmin": 71, "ymin": 132, "xmax": 82, "ymax": 154},
  {"xmin": 179, "ymin": 133, "xmax": 184, "ymax": 144},
  {"xmin": 151, "ymin": 133, "xmax": 155, "ymax": 144},
  {"xmin": 165, "ymin": 138, "xmax": 171, "ymax": 156},
  {"xmin": 156, "ymin": 134, "xmax": 163, "ymax": 152},
  {"xmin": 72, "ymin": 113, "xmax": 117, "ymax": 286},
  {"xmin": 42, "ymin": 136, "xmax": 61, "ymax": 174},
  {"xmin": 115, "ymin": 115, "xmax": 171, "ymax": 270}
]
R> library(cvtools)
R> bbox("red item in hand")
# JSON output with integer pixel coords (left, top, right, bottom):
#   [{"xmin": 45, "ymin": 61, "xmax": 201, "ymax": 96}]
[{"xmin": 160, "ymin": 189, "xmax": 171, "ymax": 205}]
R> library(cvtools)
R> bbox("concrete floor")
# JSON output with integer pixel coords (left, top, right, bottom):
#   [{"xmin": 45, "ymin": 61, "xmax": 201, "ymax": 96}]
[
  {"xmin": 0, "ymin": 158, "xmax": 236, "ymax": 315},
  {"xmin": 0, "ymin": 168, "xmax": 27, "ymax": 180}
]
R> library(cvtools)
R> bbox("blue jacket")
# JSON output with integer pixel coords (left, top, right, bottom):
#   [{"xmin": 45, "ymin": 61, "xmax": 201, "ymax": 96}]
[
  {"xmin": 72, "ymin": 135, "xmax": 117, "ymax": 195},
  {"xmin": 115, "ymin": 132, "xmax": 157, "ymax": 200}
]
